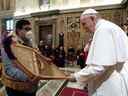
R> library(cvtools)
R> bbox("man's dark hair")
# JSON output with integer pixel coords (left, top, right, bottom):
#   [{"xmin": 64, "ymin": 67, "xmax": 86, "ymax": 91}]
[{"xmin": 16, "ymin": 19, "xmax": 30, "ymax": 30}]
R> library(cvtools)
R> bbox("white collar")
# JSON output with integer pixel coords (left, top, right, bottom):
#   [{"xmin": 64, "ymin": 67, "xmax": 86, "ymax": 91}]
[{"xmin": 95, "ymin": 19, "xmax": 104, "ymax": 29}]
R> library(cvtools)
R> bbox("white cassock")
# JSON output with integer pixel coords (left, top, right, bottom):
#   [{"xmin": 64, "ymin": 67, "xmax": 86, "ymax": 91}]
[{"xmin": 74, "ymin": 19, "xmax": 128, "ymax": 96}]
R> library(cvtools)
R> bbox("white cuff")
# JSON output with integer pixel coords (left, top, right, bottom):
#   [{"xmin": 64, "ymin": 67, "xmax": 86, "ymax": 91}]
[{"xmin": 74, "ymin": 65, "xmax": 105, "ymax": 82}]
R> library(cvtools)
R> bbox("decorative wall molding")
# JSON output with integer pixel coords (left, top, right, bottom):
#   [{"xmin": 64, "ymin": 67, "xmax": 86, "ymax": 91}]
[
  {"xmin": 66, "ymin": 16, "xmax": 80, "ymax": 33},
  {"xmin": 0, "ymin": 10, "xmax": 14, "ymax": 18}
]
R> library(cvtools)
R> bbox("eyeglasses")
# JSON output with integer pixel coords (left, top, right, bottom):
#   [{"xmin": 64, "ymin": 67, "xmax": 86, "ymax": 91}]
[{"xmin": 23, "ymin": 27, "xmax": 32, "ymax": 31}]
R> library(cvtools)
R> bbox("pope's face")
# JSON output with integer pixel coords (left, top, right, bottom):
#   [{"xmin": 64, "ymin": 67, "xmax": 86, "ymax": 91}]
[
  {"xmin": 18, "ymin": 24, "xmax": 32, "ymax": 38},
  {"xmin": 80, "ymin": 16, "xmax": 96, "ymax": 33}
]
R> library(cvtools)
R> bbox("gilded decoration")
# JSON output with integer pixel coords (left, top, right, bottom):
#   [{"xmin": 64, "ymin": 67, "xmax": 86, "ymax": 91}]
[{"xmin": 65, "ymin": 15, "xmax": 81, "ymax": 49}]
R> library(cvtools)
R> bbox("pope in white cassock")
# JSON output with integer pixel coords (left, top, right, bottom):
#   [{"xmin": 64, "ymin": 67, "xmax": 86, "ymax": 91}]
[{"xmin": 68, "ymin": 8, "xmax": 128, "ymax": 96}]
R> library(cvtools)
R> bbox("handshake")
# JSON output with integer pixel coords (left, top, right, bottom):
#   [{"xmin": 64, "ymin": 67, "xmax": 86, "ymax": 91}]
[
  {"xmin": 66, "ymin": 74, "xmax": 76, "ymax": 82},
  {"xmin": 59, "ymin": 68, "xmax": 77, "ymax": 82}
]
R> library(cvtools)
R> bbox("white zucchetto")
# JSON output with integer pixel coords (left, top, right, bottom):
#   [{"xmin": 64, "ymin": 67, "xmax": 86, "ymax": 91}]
[{"xmin": 82, "ymin": 8, "xmax": 98, "ymax": 15}]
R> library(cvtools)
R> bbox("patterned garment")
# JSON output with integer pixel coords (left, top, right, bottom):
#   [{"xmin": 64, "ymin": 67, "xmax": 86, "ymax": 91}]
[{"xmin": 1, "ymin": 36, "xmax": 28, "ymax": 81}]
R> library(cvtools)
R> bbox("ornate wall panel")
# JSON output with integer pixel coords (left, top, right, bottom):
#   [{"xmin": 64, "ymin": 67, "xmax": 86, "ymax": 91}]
[
  {"xmin": 113, "ymin": 9, "xmax": 123, "ymax": 26},
  {"xmin": 66, "ymin": 16, "xmax": 80, "ymax": 33},
  {"xmin": 64, "ymin": 15, "xmax": 81, "ymax": 50},
  {"xmin": 99, "ymin": 9, "xmax": 123, "ymax": 26}
]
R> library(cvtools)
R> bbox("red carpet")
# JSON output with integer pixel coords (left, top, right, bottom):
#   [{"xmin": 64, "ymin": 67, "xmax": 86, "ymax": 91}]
[{"xmin": 59, "ymin": 87, "xmax": 88, "ymax": 96}]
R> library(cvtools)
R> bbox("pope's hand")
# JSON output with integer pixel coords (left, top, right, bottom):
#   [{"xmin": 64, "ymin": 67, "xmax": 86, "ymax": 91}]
[{"xmin": 67, "ymin": 74, "xmax": 76, "ymax": 82}]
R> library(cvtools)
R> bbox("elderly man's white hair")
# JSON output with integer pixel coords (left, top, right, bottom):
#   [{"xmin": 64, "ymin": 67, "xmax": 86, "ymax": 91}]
[{"xmin": 82, "ymin": 8, "xmax": 98, "ymax": 16}]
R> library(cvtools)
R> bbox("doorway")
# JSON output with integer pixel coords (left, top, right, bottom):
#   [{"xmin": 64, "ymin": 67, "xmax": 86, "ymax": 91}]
[{"xmin": 39, "ymin": 25, "xmax": 53, "ymax": 46}]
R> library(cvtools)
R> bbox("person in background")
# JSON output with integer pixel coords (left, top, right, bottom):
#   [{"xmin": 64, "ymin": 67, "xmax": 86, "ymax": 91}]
[
  {"xmin": 67, "ymin": 47, "xmax": 75, "ymax": 65},
  {"xmin": 38, "ymin": 40, "xmax": 45, "ymax": 54},
  {"xmin": 76, "ymin": 49, "xmax": 85, "ymax": 69},
  {"xmin": 1, "ymin": 20, "xmax": 39, "ymax": 96},
  {"xmin": 43, "ymin": 44, "xmax": 52, "ymax": 57},
  {"xmin": 83, "ymin": 38, "xmax": 92, "ymax": 64},
  {"xmin": 122, "ymin": 23, "xmax": 128, "ymax": 36},
  {"xmin": 68, "ymin": 8, "xmax": 128, "ymax": 96},
  {"xmin": 53, "ymin": 46, "xmax": 65, "ymax": 67},
  {"xmin": 57, "ymin": 46, "xmax": 65, "ymax": 67}
]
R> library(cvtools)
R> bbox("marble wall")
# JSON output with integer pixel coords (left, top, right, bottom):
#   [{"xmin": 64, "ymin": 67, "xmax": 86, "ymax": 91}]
[
  {"xmin": 58, "ymin": 7, "xmax": 126, "ymax": 50},
  {"xmin": 0, "ymin": 0, "xmax": 15, "ymax": 10},
  {"xmin": 0, "ymin": 0, "xmax": 128, "ymax": 51},
  {"xmin": 15, "ymin": 0, "xmax": 39, "ymax": 13},
  {"xmin": 31, "ymin": 6, "xmax": 127, "ymax": 51}
]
